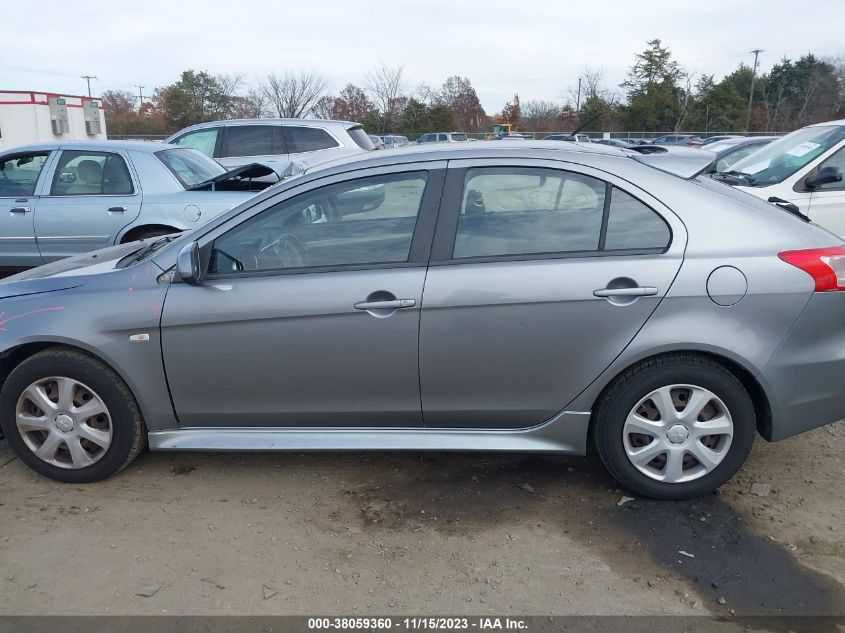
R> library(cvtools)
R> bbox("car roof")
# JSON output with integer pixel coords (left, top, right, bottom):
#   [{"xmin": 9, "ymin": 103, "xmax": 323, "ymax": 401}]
[
  {"xmin": 2, "ymin": 140, "xmax": 179, "ymax": 155},
  {"xmin": 301, "ymin": 139, "xmax": 711, "ymax": 178},
  {"xmin": 170, "ymin": 118, "xmax": 359, "ymax": 134},
  {"xmin": 808, "ymin": 119, "xmax": 845, "ymax": 128}
]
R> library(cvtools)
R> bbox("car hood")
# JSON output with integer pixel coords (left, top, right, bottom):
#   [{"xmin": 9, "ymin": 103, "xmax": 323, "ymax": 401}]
[
  {"xmin": 187, "ymin": 163, "xmax": 279, "ymax": 190},
  {"xmin": 0, "ymin": 242, "xmax": 159, "ymax": 300}
]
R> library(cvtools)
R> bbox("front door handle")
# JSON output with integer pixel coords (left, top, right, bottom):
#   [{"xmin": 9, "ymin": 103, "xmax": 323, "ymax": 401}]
[
  {"xmin": 107, "ymin": 206, "xmax": 126, "ymax": 214},
  {"xmin": 593, "ymin": 287, "xmax": 657, "ymax": 297},
  {"xmin": 9, "ymin": 206, "xmax": 31, "ymax": 214},
  {"xmin": 354, "ymin": 299, "xmax": 416, "ymax": 310}
]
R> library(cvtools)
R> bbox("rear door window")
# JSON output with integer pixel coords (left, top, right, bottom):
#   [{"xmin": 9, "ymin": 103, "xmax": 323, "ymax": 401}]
[
  {"xmin": 225, "ymin": 125, "xmax": 274, "ymax": 157},
  {"xmin": 454, "ymin": 167, "xmax": 605, "ymax": 258},
  {"xmin": 50, "ymin": 151, "xmax": 134, "ymax": 195},
  {"xmin": 452, "ymin": 167, "xmax": 670, "ymax": 259},
  {"xmin": 284, "ymin": 126, "xmax": 340, "ymax": 153}
]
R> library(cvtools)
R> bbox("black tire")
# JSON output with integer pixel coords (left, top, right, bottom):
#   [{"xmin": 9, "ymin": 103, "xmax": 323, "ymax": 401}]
[
  {"xmin": 593, "ymin": 354, "xmax": 755, "ymax": 500},
  {"xmin": 0, "ymin": 348, "xmax": 146, "ymax": 483}
]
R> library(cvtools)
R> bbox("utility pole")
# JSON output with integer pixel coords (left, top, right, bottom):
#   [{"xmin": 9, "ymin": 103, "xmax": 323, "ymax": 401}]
[
  {"xmin": 745, "ymin": 49, "xmax": 763, "ymax": 133},
  {"xmin": 576, "ymin": 77, "xmax": 582, "ymax": 113},
  {"xmin": 135, "ymin": 85, "xmax": 145, "ymax": 109},
  {"xmin": 81, "ymin": 75, "xmax": 97, "ymax": 97}
]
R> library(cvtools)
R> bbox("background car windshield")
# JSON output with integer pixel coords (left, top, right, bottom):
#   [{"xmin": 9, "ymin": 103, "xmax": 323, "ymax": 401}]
[
  {"xmin": 730, "ymin": 125, "xmax": 845, "ymax": 185},
  {"xmin": 156, "ymin": 148, "xmax": 226, "ymax": 188}
]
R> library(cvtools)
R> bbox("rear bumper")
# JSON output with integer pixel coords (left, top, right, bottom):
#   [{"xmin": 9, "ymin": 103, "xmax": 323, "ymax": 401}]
[{"xmin": 761, "ymin": 292, "xmax": 845, "ymax": 441}]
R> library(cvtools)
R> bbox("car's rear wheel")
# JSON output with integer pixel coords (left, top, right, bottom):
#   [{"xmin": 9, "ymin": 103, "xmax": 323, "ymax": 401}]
[
  {"xmin": 0, "ymin": 348, "xmax": 146, "ymax": 483},
  {"xmin": 593, "ymin": 354, "xmax": 755, "ymax": 499}
]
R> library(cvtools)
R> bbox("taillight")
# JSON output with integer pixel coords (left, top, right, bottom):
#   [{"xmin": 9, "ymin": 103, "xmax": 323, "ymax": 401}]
[{"xmin": 778, "ymin": 246, "xmax": 845, "ymax": 291}]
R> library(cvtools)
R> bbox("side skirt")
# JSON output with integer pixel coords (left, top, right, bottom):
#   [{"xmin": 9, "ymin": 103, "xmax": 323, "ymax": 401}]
[{"xmin": 148, "ymin": 411, "xmax": 591, "ymax": 455}]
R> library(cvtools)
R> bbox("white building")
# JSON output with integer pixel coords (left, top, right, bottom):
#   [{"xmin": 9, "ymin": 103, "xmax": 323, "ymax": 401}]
[{"xmin": 0, "ymin": 90, "xmax": 107, "ymax": 152}]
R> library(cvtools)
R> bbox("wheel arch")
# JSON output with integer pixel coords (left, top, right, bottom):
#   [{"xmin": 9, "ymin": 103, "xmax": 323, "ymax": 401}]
[
  {"xmin": 119, "ymin": 224, "xmax": 183, "ymax": 244},
  {"xmin": 587, "ymin": 350, "xmax": 773, "ymax": 442},
  {"xmin": 0, "ymin": 341, "xmax": 147, "ymax": 424}
]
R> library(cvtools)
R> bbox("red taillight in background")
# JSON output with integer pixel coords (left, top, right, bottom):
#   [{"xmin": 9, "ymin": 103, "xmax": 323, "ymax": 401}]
[{"xmin": 778, "ymin": 246, "xmax": 845, "ymax": 291}]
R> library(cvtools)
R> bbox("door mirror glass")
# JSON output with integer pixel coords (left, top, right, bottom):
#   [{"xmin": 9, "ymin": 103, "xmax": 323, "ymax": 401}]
[
  {"xmin": 177, "ymin": 242, "xmax": 202, "ymax": 284},
  {"xmin": 805, "ymin": 165, "xmax": 843, "ymax": 189}
]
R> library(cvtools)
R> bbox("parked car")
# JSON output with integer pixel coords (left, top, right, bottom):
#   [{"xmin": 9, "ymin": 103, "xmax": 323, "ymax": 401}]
[
  {"xmin": 1, "ymin": 141, "xmax": 843, "ymax": 500},
  {"xmin": 701, "ymin": 135, "xmax": 742, "ymax": 146},
  {"xmin": 165, "ymin": 119, "xmax": 374, "ymax": 175},
  {"xmin": 651, "ymin": 134, "xmax": 704, "ymax": 147},
  {"xmin": 416, "ymin": 132, "xmax": 470, "ymax": 143},
  {"xmin": 369, "ymin": 135, "xmax": 386, "ymax": 150},
  {"xmin": 544, "ymin": 133, "xmax": 592, "ymax": 143},
  {"xmin": 704, "ymin": 136, "xmax": 778, "ymax": 174},
  {"xmin": 380, "ymin": 135, "xmax": 410, "ymax": 149},
  {"xmin": 712, "ymin": 120, "xmax": 845, "ymax": 235},
  {"xmin": 593, "ymin": 138, "xmax": 632, "ymax": 148},
  {"xmin": 0, "ymin": 141, "xmax": 278, "ymax": 273}
]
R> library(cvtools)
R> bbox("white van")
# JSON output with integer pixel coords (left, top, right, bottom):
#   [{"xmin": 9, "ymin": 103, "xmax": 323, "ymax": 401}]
[{"xmin": 715, "ymin": 120, "xmax": 845, "ymax": 234}]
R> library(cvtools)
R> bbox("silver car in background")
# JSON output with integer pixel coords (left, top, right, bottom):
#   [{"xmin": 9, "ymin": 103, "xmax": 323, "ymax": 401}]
[
  {"xmin": 0, "ymin": 141, "xmax": 272, "ymax": 272},
  {"xmin": 1, "ymin": 141, "xmax": 844, "ymax": 500},
  {"xmin": 165, "ymin": 118, "xmax": 374, "ymax": 175}
]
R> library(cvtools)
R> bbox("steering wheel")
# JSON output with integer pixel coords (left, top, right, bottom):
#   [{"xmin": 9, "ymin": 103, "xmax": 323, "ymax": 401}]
[{"xmin": 266, "ymin": 232, "xmax": 309, "ymax": 268}]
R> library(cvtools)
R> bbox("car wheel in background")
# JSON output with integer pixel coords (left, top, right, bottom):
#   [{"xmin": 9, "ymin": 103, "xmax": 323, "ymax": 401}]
[
  {"xmin": 593, "ymin": 354, "xmax": 755, "ymax": 500},
  {"xmin": 0, "ymin": 348, "xmax": 146, "ymax": 483}
]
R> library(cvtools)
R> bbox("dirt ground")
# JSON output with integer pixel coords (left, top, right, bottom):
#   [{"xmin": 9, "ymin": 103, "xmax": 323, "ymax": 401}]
[{"xmin": 0, "ymin": 421, "xmax": 843, "ymax": 617}]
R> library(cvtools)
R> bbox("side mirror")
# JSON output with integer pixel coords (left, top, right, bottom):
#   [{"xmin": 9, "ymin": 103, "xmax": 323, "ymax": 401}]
[
  {"xmin": 176, "ymin": 242, "xmax": 202, "ymax": 285},
  {"xmin": 805, "ymin": 165, "xmax": 843, "ymax": 190}
]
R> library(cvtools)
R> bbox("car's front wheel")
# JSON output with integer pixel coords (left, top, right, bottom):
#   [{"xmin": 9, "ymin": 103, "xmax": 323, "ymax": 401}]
[
  {"xmin": 593, "ymin": 354, "xmax": 756, "ymax": 499},
  {"xmin": 0, "ymin": 348, "xmax": 146, "ymax": 483}
]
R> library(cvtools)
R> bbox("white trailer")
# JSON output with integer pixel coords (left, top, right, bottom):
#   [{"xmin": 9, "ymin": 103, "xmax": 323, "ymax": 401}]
[{"xmin": 0, "ymin": 90, "xmax": 107, "ymax": 152}]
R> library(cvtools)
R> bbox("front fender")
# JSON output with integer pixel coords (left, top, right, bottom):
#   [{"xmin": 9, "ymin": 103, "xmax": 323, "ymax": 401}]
[{"xmin": 0, "ymin": 267, "xmax": 176, "ymax": 432}]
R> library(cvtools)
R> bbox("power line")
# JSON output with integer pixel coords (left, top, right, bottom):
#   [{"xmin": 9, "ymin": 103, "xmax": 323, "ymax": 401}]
[
  {"xmin": 135, "ymin": 84, "xmax": 145, "ymax": 107},
  {"xmin": 745, "ymin": 49, "xmax": 763, "ymax": 133}
]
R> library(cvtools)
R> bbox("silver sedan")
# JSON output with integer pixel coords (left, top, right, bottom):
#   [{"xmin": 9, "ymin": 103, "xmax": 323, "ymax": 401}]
[
  {"xmin": 0, "ymin": 141, "xmax": 843, "ymax": 499},
  {"xmin": 0, "ymin": 141, "xmax": 274, "ymax": 272}
]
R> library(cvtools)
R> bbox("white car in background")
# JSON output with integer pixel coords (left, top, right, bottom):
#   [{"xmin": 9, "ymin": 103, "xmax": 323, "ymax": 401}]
[
  {"xmin": 714, "ymin": 120, "xmax": 845, "ymax": 234},
  {"xmin": 165, "ymin": 119, "xmax": 375, "ymax": 176}
]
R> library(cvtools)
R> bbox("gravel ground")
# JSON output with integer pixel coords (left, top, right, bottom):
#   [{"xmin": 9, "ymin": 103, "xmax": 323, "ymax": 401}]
[{"xmin": 0, "ymin": 422, "xmax": 843, "ymax": 617}]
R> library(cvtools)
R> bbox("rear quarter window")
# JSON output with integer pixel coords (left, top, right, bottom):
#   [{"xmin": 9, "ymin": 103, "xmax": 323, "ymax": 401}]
[{"xmin": 284, "ymin": 126, "xmax": 340, "ymax": 153}]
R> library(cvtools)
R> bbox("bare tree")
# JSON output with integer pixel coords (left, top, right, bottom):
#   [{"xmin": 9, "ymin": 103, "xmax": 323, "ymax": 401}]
[
  {"xmin": 259, "ymin": 70, "xmax": 328, "ymax": 118},
  {"xmin": 568, "ymin": 66, "xmax": 615, "ymax": 109},
  {"xmin": 522, "ymin": 100, "xmax": 561, "ymax": 133},
  {"xmin": 366, "ymin": 64, "xmax": 407, "ymax": 132},
  {"xmin": 674, "ymin": 71, "xmax": 695, "ymax": 132},
  {"xmin": 414, "ymin": 81, "xmax": 439, "ymax": 106},
  {"xmin": 230, "ymin": 88, "xmax": 268, "ymax": 119},
  {"xmin": 312, "ymin": 95, "xmax": 335, "ymax": 119}
]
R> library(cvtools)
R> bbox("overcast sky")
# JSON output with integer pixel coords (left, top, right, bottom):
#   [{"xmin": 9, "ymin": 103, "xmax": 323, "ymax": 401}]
[{"xmin": 3, "ymin": 0, "xmax": 842, "ymax": 112}]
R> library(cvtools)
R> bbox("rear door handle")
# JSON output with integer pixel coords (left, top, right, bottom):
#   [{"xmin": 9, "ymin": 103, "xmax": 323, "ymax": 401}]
[
  {"xmin": 593, "ymin": 287, "xmax": 658, "ymax": 297},
  {"xmin": 354, "ymin": 299, "xmax": 416, "ymax": 310},
  {"xmin": 107, "ymin": 206, "xmax": 126, "ymax": 214},
  {"xmin": 9, "ymin": 207, "xmax": 31, "ymax": 214}
]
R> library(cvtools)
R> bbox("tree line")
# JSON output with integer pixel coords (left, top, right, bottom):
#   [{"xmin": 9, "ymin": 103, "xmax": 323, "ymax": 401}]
[{"xmin": 102, "ymin": 40, "xmax": 845, "ymax": 138}]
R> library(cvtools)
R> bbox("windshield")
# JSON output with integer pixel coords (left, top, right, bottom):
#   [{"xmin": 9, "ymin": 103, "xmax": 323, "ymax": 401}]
[
  {"xmin": 156, "ymin": 148, "xmax": 226, "ymax": 188},
  {"xmin": 729, "ymin": 125, "xmax": 845, "ymax": 186}
]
